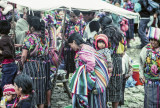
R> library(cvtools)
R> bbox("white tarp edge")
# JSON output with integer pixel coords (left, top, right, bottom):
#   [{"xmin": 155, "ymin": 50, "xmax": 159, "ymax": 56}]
[{"xmin": 7, "ymin": 0, "xmax": 139, "ymax": 19}]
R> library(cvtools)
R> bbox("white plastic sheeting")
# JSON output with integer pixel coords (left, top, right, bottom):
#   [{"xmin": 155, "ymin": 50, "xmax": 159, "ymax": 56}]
[{"xmin": 7, "ymin": 0, "xmax": 139, "ymax": 19}]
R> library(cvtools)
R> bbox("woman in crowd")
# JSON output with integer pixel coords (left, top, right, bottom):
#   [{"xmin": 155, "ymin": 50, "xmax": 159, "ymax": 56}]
[
  {"xmin": 123, "ymin": 0, "xmax": 134, "ymax": 48},
  {"xmin": 140, "ymin": 28, "xmax": 160, "ymax": 108},
  {"xmin": 69, "ymin": 33, "xmax": 110, "ymax": 108},
  {"xmin": 99, "ymin": 15, "xmax": 126, "ymax": 108},
  {"xmin": 21, "ymin": 16, "xmax": 50, "ymax": 108},
  {"xmin": 63, "ymin": 10, "xmax": 85, "ymax": 78}
]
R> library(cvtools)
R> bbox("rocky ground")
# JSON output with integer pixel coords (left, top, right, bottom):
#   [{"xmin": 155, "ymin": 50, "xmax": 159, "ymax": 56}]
[
  {"xmin": 120, "ymin": 35, "xmax": 144, "ymax": 108},
  {"xmin": 51, "ymin": 35, "xmax": 145, "ymax": 108},
  {"xmin": 51, "ymin": 84, "xmax": 72, "ymax": 108}
]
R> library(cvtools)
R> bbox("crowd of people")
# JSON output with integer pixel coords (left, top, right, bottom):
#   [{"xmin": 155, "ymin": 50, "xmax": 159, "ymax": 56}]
[{"xmin": 0, "ymin": 0, "xmax": 160, "ymax": 108}]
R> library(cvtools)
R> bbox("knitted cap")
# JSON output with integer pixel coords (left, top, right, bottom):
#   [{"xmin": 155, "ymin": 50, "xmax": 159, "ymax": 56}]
[
  {"xmin": 3, "ymin": 84, "xmax": 16, "ymax": 95},
  {"xmin": 95, "ymin": 34, "xmax": 108, "ymax": 50}
]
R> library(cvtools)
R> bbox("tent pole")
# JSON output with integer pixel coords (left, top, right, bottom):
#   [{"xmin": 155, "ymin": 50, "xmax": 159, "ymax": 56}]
[
  {"xmin": 52, "ymin": 9, "xmax": 71, "ymax": 98},
  {"xmin": 12, "ymin": 4, "xmax": 16, "ymax": 44}
]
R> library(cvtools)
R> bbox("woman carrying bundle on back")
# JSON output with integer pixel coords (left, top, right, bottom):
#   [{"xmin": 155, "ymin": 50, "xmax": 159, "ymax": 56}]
[{"xmin": 69, "ymin": 32, "xmax": 110, "ymax": 108}]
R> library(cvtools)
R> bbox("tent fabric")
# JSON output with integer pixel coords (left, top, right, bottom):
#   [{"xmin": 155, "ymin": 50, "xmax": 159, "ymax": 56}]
[{"xmin": 7, "ymin": 0, "xmax": 139, "ymax": 19}]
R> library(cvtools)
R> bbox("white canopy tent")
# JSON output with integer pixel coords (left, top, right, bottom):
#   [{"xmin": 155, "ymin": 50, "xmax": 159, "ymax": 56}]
[
  {"xmin": 7, "ymin": 0, "xmax": 139, "ymax": 19},
  {"xmin": 6, "ymin": 0, "xmax": 140, "ymax": 96}
]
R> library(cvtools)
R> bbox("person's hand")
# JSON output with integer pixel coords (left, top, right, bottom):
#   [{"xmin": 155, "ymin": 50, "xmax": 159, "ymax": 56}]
[
  {"xmin": 0, "ymin": 100, "xmax": 6, "ymax": 108},
  {"xmin": 125, "ymin": 74, "xmax": 131, "ymax": 79},
  {"xmin": 108, "ymin": 68, "xmax": 113, "ymax": 73},
  {"xmin": 0, "ymin": 104, "xmax": 6, "ymax": 108},
  {"xmin": 140, "ymin": 76, "xmax": 145, "ymax": 84}
]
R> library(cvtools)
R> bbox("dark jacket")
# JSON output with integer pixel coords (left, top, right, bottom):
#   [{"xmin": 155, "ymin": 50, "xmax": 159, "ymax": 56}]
[
  {"xmin": 0, "ymin": 35, "xmax": 15, "ymax": 62},
  {"xmin": 154, "ymin": 0, "xmax": 160, "ymax": 4},
  {"xmin": 138, "ymin": 0, "xmax": 151, "ymax": 18},
  {"xmin": 17, "ymin": 101, "xmax": 31, "ymax": 108}
]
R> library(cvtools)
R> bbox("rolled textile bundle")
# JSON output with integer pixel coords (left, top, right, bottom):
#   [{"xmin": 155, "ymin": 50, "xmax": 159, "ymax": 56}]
[{"xmin": 132, "ymin": 64, "xmax": 143, "ymax": 86}]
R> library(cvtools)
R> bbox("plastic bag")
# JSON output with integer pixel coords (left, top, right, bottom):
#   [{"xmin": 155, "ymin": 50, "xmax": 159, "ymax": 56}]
[
  {"xmin": 125, "ymin": 76, "xmax": 137, "ymax": 88},
  {"xmin": 116, "ymin": 42, "xmax": 125, "ymax": 54}
]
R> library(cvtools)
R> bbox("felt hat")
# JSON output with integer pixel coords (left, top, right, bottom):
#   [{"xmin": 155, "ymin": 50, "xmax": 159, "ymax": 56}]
[
  {"xmin": 95, "ymin": 34, "xmax": 108, "ymax": 50},
  {"xmin": 147, "ymin": 27, "xmax": 160, "ymax": 43},
  {"xmin": 3, "ymin": 84, "xmax": 16, "ymax": 95}
]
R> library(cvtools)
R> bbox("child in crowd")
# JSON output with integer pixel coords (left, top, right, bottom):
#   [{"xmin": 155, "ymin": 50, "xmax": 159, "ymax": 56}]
[
  {"xmin": 13, "ymin": 74, "xmax": 35, "ymax": 108},
  {"xmin": 147, "ymin": 13, "xmax": 158, "ymax": 28},
  {"xmin": 95, "ymin": 34, "xmax": 113, "ymax": 73},
  {"xmin": 122, "ymin": 52, "xmax": 133, "ymax": 79},
  {"xmin": 0, "ymin": 20, "xmax": 17, "ymax": 90},
  {"xmin": 0, "ymin": 74, "xmax": 36, "ymax": 108},
  {"xmin": 2, "ymin": 84, "xmax": 17, "ymax": 108},
  {"xmin": 119, "ymin": 51, "xmax": 133, "ymax": 106}
]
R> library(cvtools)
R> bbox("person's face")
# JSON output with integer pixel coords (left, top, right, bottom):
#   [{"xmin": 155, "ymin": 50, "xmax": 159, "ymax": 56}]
[
  {"xmin": 4, "ymin": 94, "xmax": 13, "ymax": 102},
  {"xmin": 70, "ymin": 12, "xmax": 78, "ymax": 23},
  {"xmin": 97, "ymin": 42, "xmax": 106, "ymax": 49},
  {"xmin": 59, "ymin": 11, "xmax": 64, "ymax": 19},
  {"xmin": 150, "ymin": 39, "xmax": 159, "ymax": 48},
  {"xmin": 154, "ymin": 13, "xmax": 157, "ymax": 18},
  {"xmin": 82, "ymin": 14, "xmax": 93, "ymax": 22},
  {"xmin": 69, "ymin": 40, "xmax": 80, "ymax": 51},
  {"xmin": 23, "ymin": 13, "xmax": 27, "ymax": 20},
  {"xmin": 41, "ymin": 12, "xmax": 44, "ymax": 18},
  {"xmin": 29, "ymin": 26, "xmax": 35, "ymax": 33},
  {"xmin": 14, "ymin": 83, "xmax": 21, "ymax": 96},
  {"xmin": 115, "ymin": 2, "xmax": 120, "ymax": 7}
]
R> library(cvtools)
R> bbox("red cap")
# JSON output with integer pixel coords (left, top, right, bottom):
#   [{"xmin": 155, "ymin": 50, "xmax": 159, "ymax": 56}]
[
  {"xmin": 95, "ymin": 34, "xmax": 108, "ymax": 50},
  {"xmin": 3, "ymin": 84, "xmax": 16, "ymax": 95}
]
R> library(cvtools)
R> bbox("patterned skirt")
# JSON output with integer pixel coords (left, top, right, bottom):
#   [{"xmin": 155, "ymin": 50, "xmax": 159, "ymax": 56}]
[
  {"xmin": 72, "ymin": 89, "xmax": 106, "ymax": 108},
  {"xmin": 22, "ymin": 55, "xmax": 50, "ymax": 104},
  {"xmin": 88, "ymin": 89, "xmax": 106, "ymax": 108},
  {"xmin": 64, "ymin": 47, "xmax": 76, "ymax": 75},
  {"xmin": 106, "ymin": 54, "xmax": 123, "ymax": 102},
  {"xmin": 144, "ymin": 80, "xmax": 160, "ymax": 108}
]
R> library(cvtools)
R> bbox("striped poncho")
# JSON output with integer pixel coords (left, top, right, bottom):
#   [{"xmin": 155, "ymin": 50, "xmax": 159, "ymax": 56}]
[{"xmin": 69, "ymin": 44, "xmax": 110, "ymax": 107}]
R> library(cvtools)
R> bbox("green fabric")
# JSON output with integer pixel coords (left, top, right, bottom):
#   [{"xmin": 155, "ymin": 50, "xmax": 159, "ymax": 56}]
[{"xmin": 144, "ymin": 73, "xmax": 160, "ymax": 80}]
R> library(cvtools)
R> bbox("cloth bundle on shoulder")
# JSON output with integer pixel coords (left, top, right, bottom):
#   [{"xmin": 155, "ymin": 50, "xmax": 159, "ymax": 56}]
[
  {"xmin": 148, "ymin": 0, "xmax": 159, "ymax": 9},
  {"xmin": 143, "ymin": 0, "xmax": 159, "ymax": 13},
  {"xmin": 120, "ymin": 18, "xmax": 128, "ymax": 33},
  {"xmin": 49, "ymin": 48, "xmax": 59, "ymax": 68},
  {"xmin": 147, "ymin": 27, "xmax": 160, "ymax": 42}
]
